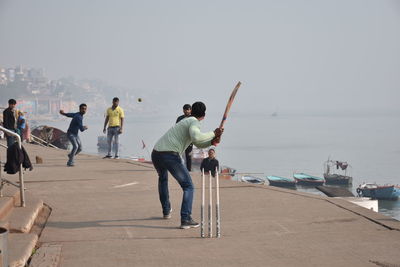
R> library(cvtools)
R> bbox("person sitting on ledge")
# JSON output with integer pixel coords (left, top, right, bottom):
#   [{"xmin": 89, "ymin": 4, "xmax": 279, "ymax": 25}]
[{"xmin": 200, "ymin": 148, "xmax": 219, "ymax": 177}]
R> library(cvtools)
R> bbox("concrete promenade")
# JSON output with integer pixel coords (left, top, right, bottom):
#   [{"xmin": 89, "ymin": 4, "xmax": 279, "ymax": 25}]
[{"xmin": 4, "ymin": 143, "xmax": 400, "ymax": 266}]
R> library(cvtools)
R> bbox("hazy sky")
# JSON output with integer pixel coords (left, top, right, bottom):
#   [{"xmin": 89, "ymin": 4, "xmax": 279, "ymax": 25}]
[{"xmin": 1, "ymin": 0, "xmax": 399, "ymax": 114}]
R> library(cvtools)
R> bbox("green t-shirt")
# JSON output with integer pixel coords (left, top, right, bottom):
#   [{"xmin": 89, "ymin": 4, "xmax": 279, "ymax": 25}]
[{"xmin": 154, "ymin": 117, "xmax": 215, "ymax": 154}]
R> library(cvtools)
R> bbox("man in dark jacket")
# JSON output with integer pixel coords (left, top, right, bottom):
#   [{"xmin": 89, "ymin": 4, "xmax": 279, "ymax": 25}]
[
  {"xmin": 176, "ymin": 104, "xmax": 193, "ymax": 171},
  {"xmin": 3, "ymin": 99, "xmax": 17, "ymax": 147},
  {"xmin": 60, "ymin": 104, "xmax": 88, "ymax": 166},
  {"xmin": 200, "ymin": 148, "xmax": 219, "ymax": 177}
]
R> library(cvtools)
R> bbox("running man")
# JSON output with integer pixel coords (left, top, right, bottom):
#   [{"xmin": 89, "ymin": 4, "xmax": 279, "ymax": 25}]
[
  {"xmin": 60, "ymin": 104, "xmax": 88, "ymax": 167},
  {"xmin": 103, "ymin": 97, "xmax": 124, "ymax": 159},
  {"xmin": 152, "ymin": 102, "xmax": 223, "ymax": 229}
]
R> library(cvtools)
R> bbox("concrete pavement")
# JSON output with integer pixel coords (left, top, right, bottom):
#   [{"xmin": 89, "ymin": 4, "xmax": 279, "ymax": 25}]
[{"xmin": 4, "ymin": 143, "xmax": 400, "ymax": 266}]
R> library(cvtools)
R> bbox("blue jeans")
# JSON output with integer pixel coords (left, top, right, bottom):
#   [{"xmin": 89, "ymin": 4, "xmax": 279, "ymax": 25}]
[
  {"xmin": 107, "ymin": 126, "xmax": 120, "ymax": 157},
  {"xmin": 151, "ymin": 150, "xmax": 194, "ymax": 221},
  {"xmin": 67, "ymin": 133, "xmax": 82, "ymax": 165}
]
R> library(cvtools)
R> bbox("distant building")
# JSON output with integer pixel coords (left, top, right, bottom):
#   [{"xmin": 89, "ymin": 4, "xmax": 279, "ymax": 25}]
[{"xmin": 6, "ymin": 68, "xmax": 15, "ymax": 82}]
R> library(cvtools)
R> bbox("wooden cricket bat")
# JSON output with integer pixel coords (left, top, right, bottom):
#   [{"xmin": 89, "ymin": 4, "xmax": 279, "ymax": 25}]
[{"xmin": 219, "ymin": 81, "xmax": 241, "ymax": 129}]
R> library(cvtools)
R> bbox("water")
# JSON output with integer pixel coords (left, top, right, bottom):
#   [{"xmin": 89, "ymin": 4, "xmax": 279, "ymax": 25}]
[{"xmin": 44, "ymin": 112, "xmax": 400, "ymax": 220}]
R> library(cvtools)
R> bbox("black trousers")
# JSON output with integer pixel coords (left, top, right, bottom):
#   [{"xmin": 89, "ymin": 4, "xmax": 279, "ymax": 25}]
[{"xmin": 184, "ymin": 145, "xmax": 193, "ymax": 171}]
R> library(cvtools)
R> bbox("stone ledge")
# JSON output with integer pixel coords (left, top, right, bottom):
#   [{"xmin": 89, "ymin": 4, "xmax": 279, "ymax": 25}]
[
  {"xmin": 8, "ymin": 197, "xmax": 43, "ymax": 233},
  {"xmin": 8, "ymin": 233, "xmax": 38, "ymax": 267}
]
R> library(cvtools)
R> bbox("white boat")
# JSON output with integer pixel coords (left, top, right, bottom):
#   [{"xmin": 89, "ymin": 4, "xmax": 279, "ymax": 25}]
[{"xmin": 241, "ymin": 175, "xmax": 265, "ymax": 184}]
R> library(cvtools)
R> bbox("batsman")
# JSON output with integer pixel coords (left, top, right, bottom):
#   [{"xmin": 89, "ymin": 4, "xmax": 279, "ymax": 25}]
[
  {"xmin": 152, "ymin": 82, "xmax": 241, "ymax": 229},
  {"xmin": 152, "ymin": 101, "xmax": 222, "ymax": 229}
]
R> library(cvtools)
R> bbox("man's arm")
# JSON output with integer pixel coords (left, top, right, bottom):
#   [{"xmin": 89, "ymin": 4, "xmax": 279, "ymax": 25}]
[
  {"xmin": 59, "ymin": 110, "xmax": 74, "ymax": 118},
  {"xmin": 119, "ymin": 117, "xmax": 124, "ymax": 133},
  {"xmin": 103, "ymin": 116, "xmax": 109, "ymax": 134},
  {"xmin": 189, "ymin": 124, "xmax": 215, "ymax": 148},
  {"xmin": 118, "ymin": 108, "xmax": 125, "ymax": 133},
  {"xmin": 78, "ymin": 116, "xmax": 87, "ymax": 132}
]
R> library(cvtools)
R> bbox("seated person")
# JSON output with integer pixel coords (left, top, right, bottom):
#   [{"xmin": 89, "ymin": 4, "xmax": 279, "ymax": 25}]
[{"xmin": 200, "ymin": 148, "xmax": 219, "ymax": 177}]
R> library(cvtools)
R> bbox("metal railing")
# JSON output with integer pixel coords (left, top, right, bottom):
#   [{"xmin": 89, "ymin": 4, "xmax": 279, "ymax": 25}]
[
  {"xmin": 0, "ymin": 126, "xmax": 25, "ymax": 207},
  {"xmin": 30, "ymin": 134, "xmax": 60, "ymax": 149}
]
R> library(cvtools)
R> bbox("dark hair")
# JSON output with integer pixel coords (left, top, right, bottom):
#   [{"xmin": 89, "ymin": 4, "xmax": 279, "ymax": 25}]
[
  {"xmin": 113, "ymin": 97, "xmax": 119, "ymax": 102},
  {"xmin": 8, "ymin": 99, "xmax": 16, "ymax": 105},
  {"xmin": 191, "ymin": 102, "xmax": 206, "ymax": 118},
  {"xmin": 209, "ymin": 148, "xmax": 215, "ymax": 152},
  {"xmin": 183, "ymin": 104, "xmax": 191, "ymax": 110},
  {"xmin": 79, "ymin": 103, "xmax": 87, "ymax": 109}
]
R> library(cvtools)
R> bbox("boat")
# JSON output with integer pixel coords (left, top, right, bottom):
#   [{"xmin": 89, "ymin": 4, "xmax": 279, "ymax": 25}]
[
  {"xmin": 356, "ymin": 183, "xmax": 400, "ymax": 200},
  {"xmin": 220, "ymin": 165, "xmax": 236, "ymax": 177},
  {"xmin": 97, "ymin": 136, "xmax": 121, "ymax": 152},
  {"xmin": 293, "ymin": 173, "xmax": 324, "ymax": 186},
  {"xmin": 323, "ymin": 158, "xmax": 353, "ymax": 185},
  {"xmin": 266, "ymin": 175, "xmax": 296, "ymax": 187},
  {"xmin": 31, "ymin": 125, "xmax": 69, "ymax": 149},
  {"xmin": 128, "ymin": 156, "xmax": 146, "ymax": 162},
  {"xmin": 241, "ymin": 175, "xmax": 265, "ymax": 184},
  {"xmin": 191, "ymin": 146, "xmax": 209, "ymax": 167}
]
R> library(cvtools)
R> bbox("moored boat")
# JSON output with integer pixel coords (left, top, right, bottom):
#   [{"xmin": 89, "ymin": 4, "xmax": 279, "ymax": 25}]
[
  {"xmin": 293, "ymin": 173, "xmax": 324, "ymax": 186},
  {"xmin": 356, "ymin": 183, "xmax": 400, "ymax": 200},
  {"xmin": 220, "ymin": 165, "xmax": 236, "ymax": 179},
  {"xmin": 31, "ymin": 125, "xmax": 69, "ymax": 149},
  {"xmin": 241, "ymin": 175, "xmax": 265, "ymax": 184},
  {"xmin": 97, "ymin": 136, "xmax": 122, "ymax": 152},
  {"xmin": 323, "ymin": 158, "xmax": 353, "ymax": 185},
  {"xmin": 324, "ymin": 174, "xmax": 353, "ymax": 185},
  {"xmin": 267, "ymin": 175, "xmax": 296, "ymax": 187}
]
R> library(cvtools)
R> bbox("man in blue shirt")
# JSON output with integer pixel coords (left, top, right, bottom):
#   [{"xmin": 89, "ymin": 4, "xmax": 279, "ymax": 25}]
[{"xmin": 60, "ymin": 104, "xmax": 88, "ymax": 166}]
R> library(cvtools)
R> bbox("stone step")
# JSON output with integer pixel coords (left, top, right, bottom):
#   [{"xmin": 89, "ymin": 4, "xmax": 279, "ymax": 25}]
[
  {"xmin": 7, "ymin": 195, "xmax": 43, "ymax": 233},
  {"xmin": 8, "ymin": 233, "xmax": 38, "ymax": 267},
  {"xmin": 0, "ymin": 185, "xmax": 20, "ymax": 220},
  {"xmin": 1, "ymin": 185, "xmax": 20, "ymax": 201},
  {"xmin": 0, "ymin": 196, "xmax": 14, "ymax": 220}
]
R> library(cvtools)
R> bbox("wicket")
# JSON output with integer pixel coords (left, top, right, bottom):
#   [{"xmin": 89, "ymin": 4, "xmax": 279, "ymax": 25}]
[{"xmin": 201, "ymin": 167, "xmax": 221, "ymax": 238}]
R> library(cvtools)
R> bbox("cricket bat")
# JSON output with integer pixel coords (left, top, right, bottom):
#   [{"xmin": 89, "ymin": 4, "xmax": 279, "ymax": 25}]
[{"xmin": 219, "ymin": 81, "xmax": 241, "ymax": 129}]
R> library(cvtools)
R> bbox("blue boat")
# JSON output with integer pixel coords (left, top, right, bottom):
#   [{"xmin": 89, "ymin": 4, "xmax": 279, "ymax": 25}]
[
  {"xmin": 267, "ymin": 175, "xmax": 296, "ymax": 187},
  {"xmin": 356, "ymin": 183, "xmax": 400, "ymax": 200},
  {"xmin": 293, "ymin": 173, "xmax": 324, "ymax": 186}
]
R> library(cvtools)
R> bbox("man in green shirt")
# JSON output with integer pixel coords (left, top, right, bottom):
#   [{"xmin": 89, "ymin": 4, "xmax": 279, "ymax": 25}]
[{"xmin": 152, "ymin": 102, "xmax": 223, "ymax": 229}]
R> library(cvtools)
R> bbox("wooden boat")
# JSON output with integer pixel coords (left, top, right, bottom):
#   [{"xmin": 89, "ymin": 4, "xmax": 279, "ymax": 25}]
[
  {"xmin": 241, "ymin": 175, "xmax": 265, "ymax": 184},
  {"xmin": 323, "ymin": 158, "xmax": 353, "ymax": 185},
  {"xmin": 293, "ymin": 173, "xmax": 324, "ymax": 186},
  {"xmin": 356, "ymin": 183, "xmax": 400, "ymax": 200},
  {"xmin": 324, "ymin": 174, "xmax": 353, "ymax": 185},
  {"xmin": 266, "ymin": 175, "xmax": 296, "ymax": 187},
  {"xmin": 220, "ymin": 165, "xmax": 236, "ymax": 179},
  {"xmin": 31, "ymin": 125, "xmax": 69, "ymax": 149}
]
